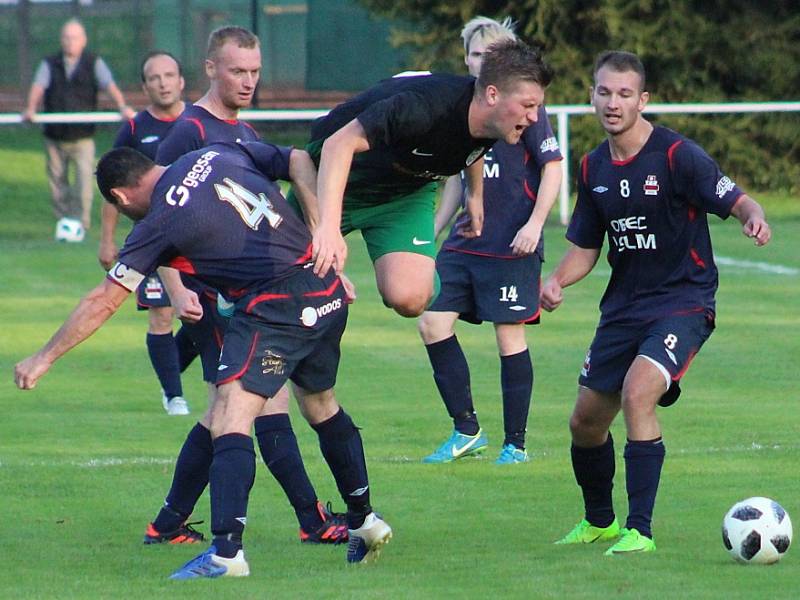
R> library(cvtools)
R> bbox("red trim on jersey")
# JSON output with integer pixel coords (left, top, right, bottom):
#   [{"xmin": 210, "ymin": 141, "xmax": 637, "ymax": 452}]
[
  {"xmin": 523, "ymin": 179, "xmax": 537, "ymax": 202},
  {"xmin": 168, "ymin": 256, "xmax": 197, "ymax": 275},
  {"xmin": 294, "ymin": 244, "xmax": 313, "ymax": 264},
  {"xmin": 203, "ymin": 290, "xmax": 217, "ymax": 301},
  {"xmin": 667, "ymin": 140, "xmax": 683, "ymax": 172},
  {"xmin": 523, "ymin": 150, "xmax": 531, "ymax": 165},
  {"xmin": 689, "ymin": 248, "xmax": 706, "ymax": 269},
  {"xmin": 672, "ymin": 349, "xmax": 697, "ymax": 381},
  {"xmin": 581, "ymin": 154, "xmax": 589, "ymax": 185},
  {"xmin": 187, "ymin": 118, "xmax": 206, "ymax": 140},
  {"xmin": 246, "ymin": 292, "xmax": 291, "ymax": 313},
  {"xmin": 671, "ymin": 306, "xmax": 705, "ymax": 316},
  {"xmin": 217, "ymin": 333, "xmax": 260, "ymax": 385},
  {"xmin": 128, "ymin": 118, "xmax": 135, "ymax": 135},
  {"xmin": 304, "ymin": 277, "xmax": 341, "ymax": 297},
  {"xmin": 687, "ymin": 205, "xmax": 697, "ymax": 222},
  {"xmin": 226, "ymin": 288, "xmax": 248, "ymax": 298},
  {"xmin": 224, "ymin": 119, "xmax": 239, "ymax": 125},
  {"xmin": 611, "ymin": 152, "xmax": 640, "ymax": 167}
]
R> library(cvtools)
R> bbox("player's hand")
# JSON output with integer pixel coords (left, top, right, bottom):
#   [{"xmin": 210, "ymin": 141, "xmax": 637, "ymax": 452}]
[
  {"xmin": 172, "ymin": 289, "xmax": 203, "ymax": 324},
  {"xmin": 340, "ymin": 272, "xmax": 357, "ymax": 304},
  {"xmin": 312, "ymin": 225, "xmax": 348, "ymax": 277},
  {"xmin": 98, "ymin": 240, "xmax": 119, "ymax": 270},
  {"xmin": 14, "ymin": 353, "xmax": 52, "ymax": 390},
  {"xmin": 540, "ymin": 277, "xmax": 563, "ymax": 312},
  {"xmin": 510, "ymin": 222, "xmax": 542, "ymax": 256},
  {"xmin": 458, "ymin": 194, "xmax": 483, "ymax": 239},
  {"xmin": 21, "ymin": 109, "xmax": 35, "ymax": 123},
  {"xmin": 743, "ymin": 216, "xmax": 771, "ymax": 246},
  {"xmin": 120, "ymin": 106, "xmax": 137, "ymax": 120}
]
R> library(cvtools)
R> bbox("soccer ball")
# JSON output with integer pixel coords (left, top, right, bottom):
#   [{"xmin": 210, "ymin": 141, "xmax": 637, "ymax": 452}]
[
  {"xmin": 55, "ymin": 217, "xmax": 85, "ymax": 242},
  {"xmin": 722, "ymin": 497, "xmax": 792, "ymax": 564}
]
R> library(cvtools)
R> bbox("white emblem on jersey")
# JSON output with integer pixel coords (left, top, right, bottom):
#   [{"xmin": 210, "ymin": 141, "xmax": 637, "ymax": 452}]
[
  {"xmin": 141, "ymin": 135, "xmax": 159, "ymax": 144},
  {"xmin": 643, "ymin": 175, "xmax": 660, "ymax": 196},
  {"xmin": 716, "ymin": 176, "xmax": 736, "ymax": 198},
  {"xmin": 301, "ymin": 307, "xmax": 318, "ymax": 327},
  {"xmin": 593, "ymin": 185, "xmax": 608, "ymax": 193},
  {"xmin": 540, "ymin": 137, "xmax": 559, "ymax": 153},
  {"xmin": 108, "ymin": 262, "xmax": 145, "ymax": 292},
  {"xmin": 412, "ymin": 237, "xmax": 431, "ymax": 245},
  {"xmin": 411, "ymin": 147, "xmax": 434, "ymax": 157},
  {"xmin": 218, "ymin": 364, "xmax": 229, "ymax": 371},
  {"xmin": 509, "ymin": 305, "xmax": 527, "ymax": 311},
  {"xmin": 465, "ymin": 147, "xmax": 486, "ymax": 166}
]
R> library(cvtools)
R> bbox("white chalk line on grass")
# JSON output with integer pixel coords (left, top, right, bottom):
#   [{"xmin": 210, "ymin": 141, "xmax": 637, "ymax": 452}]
[
  {"xmin": 588, "ymin": 255, "xmax": 797, "ymax": 278},
  {"xmin": 383, "ymin": 441, "xmax": 799, "ymax": 463},
  {"xmin": 0, "ymin": 442, "xmax": 796, "ymax": 468}
]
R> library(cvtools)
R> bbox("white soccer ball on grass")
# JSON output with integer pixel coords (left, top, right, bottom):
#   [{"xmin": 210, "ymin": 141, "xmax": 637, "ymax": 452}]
[{"xmin": 722, "ymin": 496, "xmax": 792, "ymax": 564}]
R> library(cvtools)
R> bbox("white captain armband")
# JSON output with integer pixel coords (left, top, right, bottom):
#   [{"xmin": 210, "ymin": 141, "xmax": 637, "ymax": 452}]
[{"xmin": 107, "ymin": 262, "xmax": 146, "ymax": 291}]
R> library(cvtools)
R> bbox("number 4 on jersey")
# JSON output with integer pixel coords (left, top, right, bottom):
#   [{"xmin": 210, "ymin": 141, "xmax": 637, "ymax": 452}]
[
  {"xmin": 500, "ymin": 285, "xmax": 518, "ymax": 302},
  {"xmin": 214, "ymin": 177, "xmax": 283, "ymax": 231}
]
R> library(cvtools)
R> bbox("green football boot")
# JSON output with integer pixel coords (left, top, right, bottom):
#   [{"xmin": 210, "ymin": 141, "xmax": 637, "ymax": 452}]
[
  {"xmin": 604, "ymin": 528, "xmax": 656, "ymax": 555},
  {"xmin": 555, "ymin": 518, "xmax": 621, "ymax": 544}
]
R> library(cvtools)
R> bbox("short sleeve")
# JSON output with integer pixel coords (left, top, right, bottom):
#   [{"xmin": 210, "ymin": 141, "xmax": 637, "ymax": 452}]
[
  {"xmin": 239, "ymin": 141, "xmax": 292, "ymax": 181},
  {"xmin": 94, "ymin": 57, "xmax": 115, "ymax": 90},
  {"xmin": 566, "ymin": 156, "xmax": 605, "ymax": 249},
  {"xmin": 155, "ymin": 120, "xmax": 204, "ymax": 165},
  {"xmin": 356, "ymin": 92, "xmax": 435, "ymax": 149},
  {"xmin": 671, "ymin": 140, "xmax": 743, "ymax": 219},
  {"xmin": 522, "ymin": 106, "xmax": 562, "ymax": 169},
  {"xmin": 33, "ymin": 61, "xmax": 50, "ymax": 88}
]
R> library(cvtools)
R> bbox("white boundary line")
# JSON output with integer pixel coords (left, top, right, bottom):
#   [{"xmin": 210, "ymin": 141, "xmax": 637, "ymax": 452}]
[{"xmin": 713, "ymin": 255, "xmax": 799, "ymax": 276}]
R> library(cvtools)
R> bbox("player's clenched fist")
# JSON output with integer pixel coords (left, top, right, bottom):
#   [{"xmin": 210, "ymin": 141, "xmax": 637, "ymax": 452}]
[
  {"xmin": 540, "ymin": 277, "xmax": 563, "ymax": 312},
  {"xmin": 14, "ymin": 354, "xmax": 51, "ymax": 390}
]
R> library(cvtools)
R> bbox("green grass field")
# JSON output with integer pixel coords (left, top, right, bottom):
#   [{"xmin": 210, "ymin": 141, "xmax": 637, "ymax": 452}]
[{"xmin": 1, "ymin": 125, "xmax": 798, "ymax": 599}]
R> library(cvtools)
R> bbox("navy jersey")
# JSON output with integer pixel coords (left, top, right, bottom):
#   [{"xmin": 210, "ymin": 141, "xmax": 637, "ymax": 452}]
[
  {"xmin": 567, "ymin": 126, "xmax": 744, "ymax": 325},
  {"xmin": 155, "ymin": 104, "xmax": 260, "ymax": 166},
  {"xmin": 108, "ymin": 142, "xmax": 312, "ymax": 297},
  {"xmin": 442, "ymin": 106, "xmax": 562, "ymax": 259},
  {"xmin": 113, "ymin": 110, "xmax": 180, "ymax": 160},
  {"xmin": 310, "ymin": 73, "xmax": 495, "ymax": 200}
]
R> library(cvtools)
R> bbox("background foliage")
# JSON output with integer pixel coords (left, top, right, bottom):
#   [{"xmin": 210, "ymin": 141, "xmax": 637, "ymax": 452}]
[{"xmin": 358, "ymin": 0, "xmax": 800, "ymax": 193}]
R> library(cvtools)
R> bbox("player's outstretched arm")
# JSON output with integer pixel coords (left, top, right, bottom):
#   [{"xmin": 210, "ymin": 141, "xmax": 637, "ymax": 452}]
[
  {"xmin": 459, "ymin": 158, "xmax": 484, "ymax": 238},
  {"xmin": 510, "ymin": 160, "xmax": 562, "ymax": 256},
  {"xmin": 540, "ymin": 243, "xmax": 601, "ymax": 312},
  {"xmin": 730, "ymin": 195, "xmax": 771, "ymax": 247},
  {"xmin": 314, "ymin": 119, "xmax": 370, "ymax": 277},
  {"xmin": 288, "ymin": 149, "xmax": 319, "ymax": 230},
  {"xmin": 14, "ymin": 279, "xmax": 131, "ymax": 390}
]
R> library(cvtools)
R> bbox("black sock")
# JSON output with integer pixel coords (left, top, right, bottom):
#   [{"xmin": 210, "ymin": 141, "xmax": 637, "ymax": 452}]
[
  {"xmin": 174, "ymin": 325, "xmax": 198, "ymax": 373},
  {"xmin": 624, "ymin": 438, "xmax": 665, "ymax": 539},
  {"xmin": 311, "ymin": 409, "xmax": 371, "ymax": 529},
  {"xmin": 146, "ymin": 332, "xmax": 183, "ymax": 399},
  {"xmin": 572, "ymin": 434, "xmax": 616, "ymax": 528},
  {"xmin": 154, "ymin": 422, "xmax": 213, "ymax": 532},
  {"xmin": 500, "ymin": 349, "xmax": 533, "ymax": 449},
  {"xmin": 425, "ymin": 335, "xmax": 479, "ymax": 435},
  {"xmin": 254, "ymin": 414, "xmax": 320, "ymax": 532},
  {"xmin": 210, "ymin": 433, "xmax": 255, "ymax": 558}
]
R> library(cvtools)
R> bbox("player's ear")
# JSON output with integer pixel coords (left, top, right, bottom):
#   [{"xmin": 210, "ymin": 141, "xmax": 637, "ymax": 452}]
[
  {"xmin": 589, "ymin": 86, "xmax": 594, "ymax": 103},
  {"xmin": 179, "ymin": 76, "xmax": 185, "ymax": 92},
  {"xmin": 485, "ymin": 84, "xmax": 499, "ymax": 106},
  {"xmin": 204, "ymin": 58, "xmax": 216, "ymax": 79},
  {"xmin": 110, "ymin": 188, "xmax": 129, "ymax": 207},
  {"xmin": 638, "ymin": 90, "xmax": 650, "ymax": 111}
]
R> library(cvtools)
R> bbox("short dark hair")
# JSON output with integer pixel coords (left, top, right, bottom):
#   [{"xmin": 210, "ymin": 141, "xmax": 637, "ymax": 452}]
[
  {"xmin": 207, "ymin": 26, "xmax": 259, "ymax": 60},
  {"xmin": 140, "ymin": 50, "xmax": 183, "ymax": 82},
  {"xmin": 96, "ymin": 147, "xmax": 155, "ymax": 205},
  {"xmin": 476, "ymin": 39, "xmax": 553, "ymax": 93},
  {"xmin": 594, "ymin": 51, "xmax": 646, "ymax": 91}
]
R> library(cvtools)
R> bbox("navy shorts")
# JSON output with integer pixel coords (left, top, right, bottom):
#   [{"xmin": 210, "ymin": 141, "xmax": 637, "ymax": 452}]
[
  {"xmin": 136, "ymin": 272, "xmax": 171, "ymax": 310},
  {"xmin": 579, "ymin": 311, "xmax": 715, "ymax": 393},
  {"xmin": 216, "ymin": 270, "xmax": 348, "ymax": 398},
  {"xmin": 428, "ymin": 249, "xmax": 541, "ymax": 324}
]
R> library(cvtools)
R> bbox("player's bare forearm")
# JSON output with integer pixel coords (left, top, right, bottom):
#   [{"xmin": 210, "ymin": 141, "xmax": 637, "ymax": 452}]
[
  {"xmin": 731, "ymin": 195, "xmax": 771, "ymax": 246},
  {"xmin": 511, "ymin": 162, "xmax": 562, "ymax": 255},
  {"xmin": 98, "ymin": 202, "xmax": 121, "ymax": 269},
  {"xmin": 549, "ymin": 244, "xmax": 600, "ymax": 288},
  {"xmin": 288, "ymin": 149, "xmax": 319, "ymax": 230},
  {"xmin": 106, "ymin": 83, "xmax": 135, "ymax": 119},
  {"xmin": 462, "ymin": 159, "xmax": 484, "ymax": 237},
  {"xmin": 14, "ymin": 279, "xmax": 129, "ymax": 389},
  {"xmin": 435, "ymin": 175, "xmax": 463, "ymax": 238},
  {"xmin": 23, "ymin": 84, "xmax": 45, "ymax": 120}
]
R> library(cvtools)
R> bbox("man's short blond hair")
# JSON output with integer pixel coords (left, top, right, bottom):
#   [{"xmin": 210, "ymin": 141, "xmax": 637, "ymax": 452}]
[
  {"xmin": 460, "ymin": 16, "xmax": 517, "ymax": 53},
  {"xmin": 207, "ymin": 26, "xmax": 259, "ymax": 60}
]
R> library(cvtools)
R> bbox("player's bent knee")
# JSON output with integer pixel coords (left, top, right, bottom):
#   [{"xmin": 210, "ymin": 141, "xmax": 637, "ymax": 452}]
[{"xmin": 385, "ymin": 291, "xmax": 431, "ymax": 318}]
